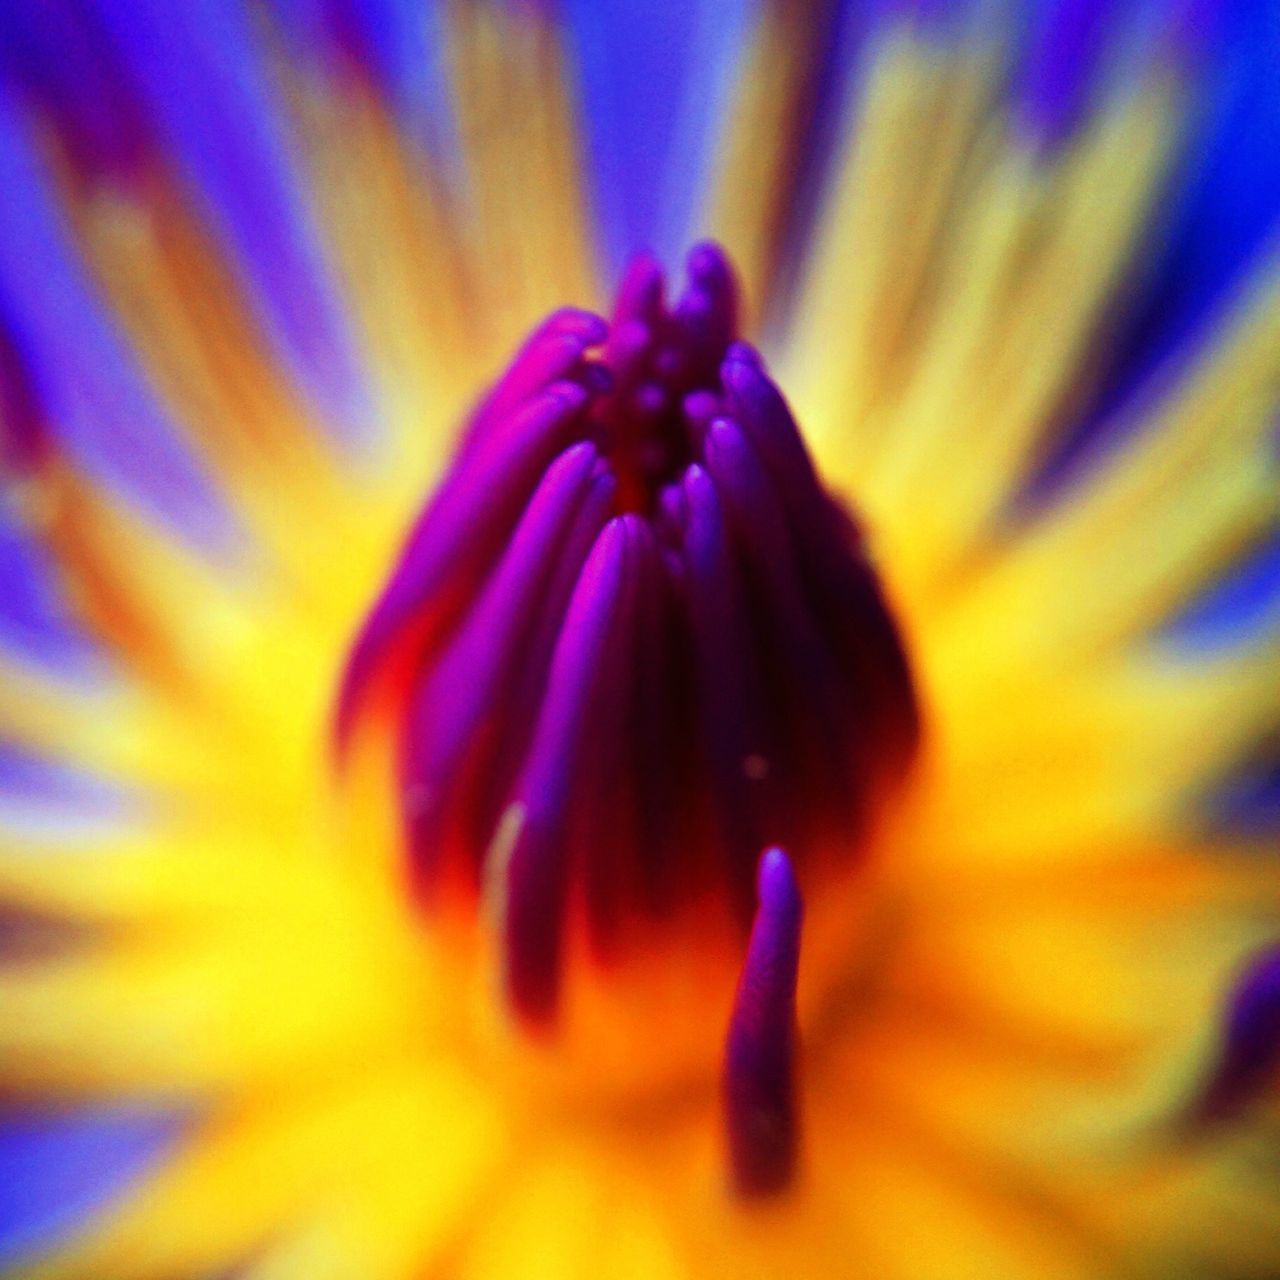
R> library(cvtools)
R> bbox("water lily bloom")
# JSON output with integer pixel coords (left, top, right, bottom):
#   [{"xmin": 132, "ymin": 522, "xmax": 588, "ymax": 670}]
[{"xmin": 2, "ymin": 0, "xmax": 1280, "ymax": 1277}]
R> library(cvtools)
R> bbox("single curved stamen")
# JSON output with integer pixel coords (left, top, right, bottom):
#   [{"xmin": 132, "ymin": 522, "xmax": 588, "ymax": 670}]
[
  {"xmin": 1189, "ymin": 945, "xmax": 1280, "ymax": 1126},
  {"xmin": 722, "ymin": 848, "xmax": 804, "ymax": 1198},
  {"xmin": 495, "ymin": 516, "xmax": 644, "ymax": 1024},
  {"xmin": 336, "ymin": 244, "xmax": 919, "ymax": 1031}
]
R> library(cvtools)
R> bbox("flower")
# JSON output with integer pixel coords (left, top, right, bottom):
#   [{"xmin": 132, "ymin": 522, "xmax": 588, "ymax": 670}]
[{"xmin": 1, "ymin": 2, "xmax": 1279, "ymax": 1278}]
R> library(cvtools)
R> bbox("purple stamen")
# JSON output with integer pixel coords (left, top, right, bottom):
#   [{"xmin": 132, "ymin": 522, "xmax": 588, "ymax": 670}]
[
  {"xmin": 722, "ymin": 848, "xmax": 804, "ymax": 1198},
  {"xmin": 681, "ymin": 464, "xmax": 768, "ymax": 922},
  {"xmin": 704, "ymin": 419, "xmax": 853, "ymax": 823},
  {"xmin": 612, "ymin": 252, "xmax": 665, "ymax": 328},
  {"xmin": 335, "ymin": 381, "xmax": 590, "ymax": 749},
  {"xmin": 500, "ymin": 518, "xmax": 635, "ymax": 1027},
  {"xmin": 336, "ymin": 242, "xmax": 919, "ymax": 1033},
  {"xmin": 401, "ymin": 443, "xmax": 608, "ymax": 890},
  {"xmin": 1189, "ymin": 945, "xmax": 1280, "ymax": 1126}
]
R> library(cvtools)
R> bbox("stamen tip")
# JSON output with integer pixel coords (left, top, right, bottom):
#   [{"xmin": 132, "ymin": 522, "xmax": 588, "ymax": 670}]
[
  {"xmin": 758, "ymin": 846, "xmax": 800, "ymax": 920},
  {"xmin": 703, "ymin": 416, "xmax": 742, "ymax": 459},
  {"xmin": 687, "ymin": 240, "xmax": 733, "ymax": 284},
  {"xmin": 723, "ymin": 341, "xmax": 763, "ymax": 371},
  {"xmin": 614, "ymin": 252, "xmax": 666, "ymax": 324},
  {"xmin": 548, "ymin": 307, "xmax": 609, "ymax": 346}
]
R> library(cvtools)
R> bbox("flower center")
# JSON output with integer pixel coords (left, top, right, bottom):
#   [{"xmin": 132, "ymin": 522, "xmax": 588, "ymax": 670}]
[{"xmin": 336, "ymin": 245, "xmax": 919, "ymax": 1046}]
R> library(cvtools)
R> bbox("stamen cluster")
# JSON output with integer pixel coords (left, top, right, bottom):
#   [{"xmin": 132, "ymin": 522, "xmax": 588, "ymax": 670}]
[{"xmin": 337, "ymin": 246, "xmax": 918, "ymax": 1028}]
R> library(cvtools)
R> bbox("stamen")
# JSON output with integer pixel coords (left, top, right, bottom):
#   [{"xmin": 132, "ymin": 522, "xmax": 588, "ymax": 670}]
[
  {"xmin": 498, "ymin": 516, "xmax": 640, "ymax": 1026},
  {"xmin": 722, "ymin": 848, "xmax": 803, "ymax": 1198},
  {"xmin": 336, "ymin": 243, "xmax": 919, "ymax": 1032},
  {"xmin": 1190, "ymin": 945, "xmax": 1280, "ymax": 1126},
  {"xmin": 401, "ymin": 442, "xmax": 614, "ymax": 897},
  {"xmin": 335, "ymin": 379, "xmax": 592, "ymax": 747}
]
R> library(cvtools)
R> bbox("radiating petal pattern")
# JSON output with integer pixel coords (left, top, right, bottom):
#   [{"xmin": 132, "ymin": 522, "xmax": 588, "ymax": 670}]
[{"xmin": 0, "ymin": 2, "xmax": 1278, "ymax": 1278}]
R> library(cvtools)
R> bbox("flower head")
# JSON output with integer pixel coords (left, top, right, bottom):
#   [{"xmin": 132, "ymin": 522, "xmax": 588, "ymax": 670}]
[
  {"xmin": 1, "ymin": 2, "xmax": 1279, "ymax": 1278},
  {"xmin": 338, "ymin": 245, "xmax": 917, "ymax": 1039}
]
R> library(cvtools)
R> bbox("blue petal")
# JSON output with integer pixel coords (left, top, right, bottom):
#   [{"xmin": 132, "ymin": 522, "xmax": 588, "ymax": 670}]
[
  {"xmin": 563, "ymin": 0, "xmax": 755, "ymax": 278},
  {"xmin": 0, "ymin": 744, "xmax": 136, "ymax": 833},
  {"xmin": 1163, "ymin": 528, "xmax": 1280, "ymax": 653},
  {"xmin": 1210, "ymin": 753, "xmax": 1280, "ymax": 838},
  {"xmin": 1163, "ymin": 526, "xmax": 1280, "ymax": 834},
  {"xmin": 270, "ymin": 0, "xmax": 459, "ymax": 170},
  {"xmin": 1162, "ymin": 10, "xmax": 1278, "ymax": 332},
  {"xmin": 0, "ymin": 1106, "xmax": 181, "ymax": 1263},
  {"xmin": 0, "ymin": 86, "xmax": 235, "ymax": 553},
  {"xmin": 85, "ymin": 0, "xmax": 376, "ymax": 446},
  {"xmin": 1104, "ymin": 0, "xmax": 1280, "ymax": 402},
  {"xmin": 1015, "ymin": 0, "xmax": 1133, "ymax": 148},
  {"xmin": 0, "ymin": 513, "xmax": 96, "ymax": 675},
  {"xmin": 1041, "ymin": 0, "xmax": 1280, "ymax": 461}
]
